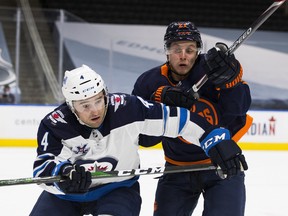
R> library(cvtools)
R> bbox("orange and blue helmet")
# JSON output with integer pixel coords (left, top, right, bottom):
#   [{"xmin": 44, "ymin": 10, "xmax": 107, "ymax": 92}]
[{"xmin": 164, "ymin": 21, "xmax": 202, "ymax": 50}]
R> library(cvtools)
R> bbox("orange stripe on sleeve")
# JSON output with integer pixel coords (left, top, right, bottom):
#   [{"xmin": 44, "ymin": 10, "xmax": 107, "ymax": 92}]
[{"xmin": 232, "ymin": 114, "xmax": 253, "ymax": 142}]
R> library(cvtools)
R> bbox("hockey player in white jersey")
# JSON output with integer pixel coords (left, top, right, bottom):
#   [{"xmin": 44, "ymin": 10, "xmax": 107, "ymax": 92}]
[{"xmin": 30, "ymin": 64, "xmax": 247, "ymax": 216}]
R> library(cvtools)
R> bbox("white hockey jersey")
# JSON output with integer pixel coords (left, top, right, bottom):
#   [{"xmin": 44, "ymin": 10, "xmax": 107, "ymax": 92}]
[{"xmin": 33, "ymin": 93, "xmax": 218, "ymax": 202}]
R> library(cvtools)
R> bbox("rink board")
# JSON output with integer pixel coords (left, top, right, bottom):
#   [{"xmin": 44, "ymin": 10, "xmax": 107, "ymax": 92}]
[{"xmin": 0, "ymin": 105, "xmax": 287, "ymax": 150}]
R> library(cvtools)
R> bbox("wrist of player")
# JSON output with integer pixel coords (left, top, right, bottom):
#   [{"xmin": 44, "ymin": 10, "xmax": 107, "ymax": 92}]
[{"xmin": 200, "ymin": 128, "xmax": 248, "ymax": 179}]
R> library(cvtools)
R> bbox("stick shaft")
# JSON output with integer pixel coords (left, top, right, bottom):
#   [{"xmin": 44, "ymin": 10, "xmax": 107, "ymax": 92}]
[
  {"xmin": 192, "ymin": 0, "xmax": 286, "ymax": 92},
  {"xmin": 0, "ymin": 163, "xmax": 216, "ymax": 187},
  {"xmin": 227, "ymin": 0, "xmax": 286, "ymax": 55},
  {"xmin": 93, "ymin": 163, "xmax": 216, "ymax": 178}
]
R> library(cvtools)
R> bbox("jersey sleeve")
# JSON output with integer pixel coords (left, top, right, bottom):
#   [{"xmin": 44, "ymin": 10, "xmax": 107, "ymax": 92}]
[
  {"xmin": 218, "ymin": 81, "xmax": 252, "ymax": 136},
  {"xmin": 131, "ymin": 72, "xmax": 150, "ymax": 98},
  {"xmin": 129, "ymin": 95, "xmax": 216, "ymax": 147},
  {"xmin": 33, "ymin": 106, "xmax": 78, "ymax": 179},
  {"xmin": 132, "ymin": 66, "xmax": 168, "ymax": 147},
  {"xmin": 132, "ymin": 65, "xmax": 167, "ymax": 100}
]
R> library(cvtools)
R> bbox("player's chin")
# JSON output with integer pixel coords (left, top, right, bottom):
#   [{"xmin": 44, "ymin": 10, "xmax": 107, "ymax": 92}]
[
  {"xmin": 86, "ymin": 118, "xmax": 102, "ymax": 128},
  {"xmin": 176, "ymin": 69, "xmax": 190, "ymax": 76},
  {"xmin": 88, "ymin": 122, "xmax": 101, "ymax": 128}
]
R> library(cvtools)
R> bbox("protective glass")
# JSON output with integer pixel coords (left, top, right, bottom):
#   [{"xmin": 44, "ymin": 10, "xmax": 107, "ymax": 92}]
[
  {"xmin": 73, "ymin": 95, "xmax": 105, "ymax": 113},
  {"xmin": 166, "ymin": 46, "xmax": 199, "ymax": 55}
]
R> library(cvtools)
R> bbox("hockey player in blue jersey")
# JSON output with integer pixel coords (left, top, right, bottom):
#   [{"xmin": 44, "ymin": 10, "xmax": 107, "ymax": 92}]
[
  {"xmin": 30, "ymin": 64, "xmax": 247, "ymax": 216},
  {"xmin": 132, "ymin": 21, "xmax": 251, "ymax": 216}
]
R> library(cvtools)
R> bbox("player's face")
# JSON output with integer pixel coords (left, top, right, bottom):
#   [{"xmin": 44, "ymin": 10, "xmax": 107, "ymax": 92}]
[
  {"xmin": 73, "ymin": 92, "xmax": 106, "ymax": 128},
  {"xmin": 167, "ymin": 41, "xmax": 199, "ymax": 81}
]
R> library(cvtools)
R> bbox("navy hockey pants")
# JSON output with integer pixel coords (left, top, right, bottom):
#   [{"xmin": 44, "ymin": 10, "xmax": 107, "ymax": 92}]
[
  {"xmin": 29, "ymin": 182, "xmax": 141, "ymax": 216},
  {"xmin": 153, "ymin": 169, "xmax": 246, "ymax": 216}
]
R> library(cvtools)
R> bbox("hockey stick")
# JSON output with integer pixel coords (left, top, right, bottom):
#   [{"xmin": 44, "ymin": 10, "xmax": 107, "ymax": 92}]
[
  {"xmin": 191, "ymin": 0, "xmax": 287, "ymax": 93},
  {"xmin": 0, "ymin": 163, "xmax": 218, "ymax": 187}
]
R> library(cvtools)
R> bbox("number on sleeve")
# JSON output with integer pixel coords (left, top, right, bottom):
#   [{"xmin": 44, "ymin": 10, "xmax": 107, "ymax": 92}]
[{"xmin": 41, "ymin": 132, "xmax": 49, "ymax": 151}]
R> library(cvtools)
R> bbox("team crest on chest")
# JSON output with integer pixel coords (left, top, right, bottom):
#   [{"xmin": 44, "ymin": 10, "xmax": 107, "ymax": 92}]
[
  {"xmin": 77, "ymin": 157, "xmax": 118, "ymax": 172},
  {"xmin": 72, "ymin": 143, "xmax": 90, "ymax": 154}
]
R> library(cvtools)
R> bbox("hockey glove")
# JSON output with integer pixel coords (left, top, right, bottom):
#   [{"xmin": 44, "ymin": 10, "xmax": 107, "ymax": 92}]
[
  {"xmin": 209, "ymin": 140, "xmax": 248, "ymax": 179},
  {"xmin": 150, "ymin": 86, "xmax": 197, "ymax": 109},
  {"xmin": 204, "ymin": 42, "xmax": 243, "ymax": 89},
  {"xmin": 58, "ymin": 164, "xmax": 92, "ymax": 193}
]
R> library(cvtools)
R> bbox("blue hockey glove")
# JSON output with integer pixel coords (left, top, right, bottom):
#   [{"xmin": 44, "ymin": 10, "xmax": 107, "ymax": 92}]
[
  {"xmin": 150, "ymin": 86, "xmax": 197, "ymax": 109},
  {"xmin": 204, "ymin": 42, "xmax": 243, "ymax": 89},
  {"xmin": 58, "ymin": 164, "xmax": 92, "ymax": 193},
  {"xmin": 201, "ymin": 128, "xmax": 248, "ymax": 178}
]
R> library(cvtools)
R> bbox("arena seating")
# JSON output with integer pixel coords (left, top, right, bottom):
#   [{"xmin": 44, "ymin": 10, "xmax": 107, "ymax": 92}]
[{"xmin": 39, "ymin": 0, "xmax": 288, "ymax": 31}]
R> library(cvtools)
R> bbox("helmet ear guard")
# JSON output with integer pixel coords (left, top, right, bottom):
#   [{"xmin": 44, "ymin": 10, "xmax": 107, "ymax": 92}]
[{"xmin": 164, "ymin": 21, "xmax": 203, "ymax": 51}]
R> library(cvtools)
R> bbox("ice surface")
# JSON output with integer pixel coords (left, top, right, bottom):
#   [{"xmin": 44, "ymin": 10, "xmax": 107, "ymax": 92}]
[{"xmin": 0, "ymin": 148, "xmax": 287, "ymax": 215}]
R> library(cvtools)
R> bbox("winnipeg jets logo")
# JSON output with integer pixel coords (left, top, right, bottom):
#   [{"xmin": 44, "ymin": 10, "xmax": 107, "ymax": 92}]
[
  {"xmin": 95, "ymin": 164, "xmax": 108, "ymax": 171},
  {"xmin": 81, "ymin": 157, "xmax": 118, "ymax": 172},
  {"xmin": 88, "ymin": 161, "xmax": 112, "ymax": 172},
  {"xmin": 48, "ymin": 110, "xmax": 67, "ymax": 124},
  {"xmin": 72, "ymin": 143, "xmax": 89, "ymax": 154},
  {"xmin": 110, "ymin": 94, "xmax": 126, "ymax": 112}
]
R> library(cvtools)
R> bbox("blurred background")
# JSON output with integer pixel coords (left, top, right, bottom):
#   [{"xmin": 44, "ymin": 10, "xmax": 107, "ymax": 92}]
[{"xmin": 0, "ymin": 0, "xmax": 287, "ymax": 108}]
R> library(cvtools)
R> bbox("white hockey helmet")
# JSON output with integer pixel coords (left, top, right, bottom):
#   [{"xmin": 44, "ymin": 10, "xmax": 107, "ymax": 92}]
[{"xmin": 62, "ymin": 64, "xmax": 108, "ymax": 109}]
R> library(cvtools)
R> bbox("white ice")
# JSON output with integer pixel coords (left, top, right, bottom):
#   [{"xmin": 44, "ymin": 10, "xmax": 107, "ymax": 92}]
[{"xmin": 0, "ymin": 148, "xmax": 287, "ymax": 216}]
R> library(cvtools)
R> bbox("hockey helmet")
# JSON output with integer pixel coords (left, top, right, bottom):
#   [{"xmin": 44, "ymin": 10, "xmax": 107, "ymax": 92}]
[
  {"xmin": 62, "ymin": 64, "xmax": 108, "ymax": 106},
  {"xmin": 164, "ymin": 21, "xmax": 202, "ymax": 49}
]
